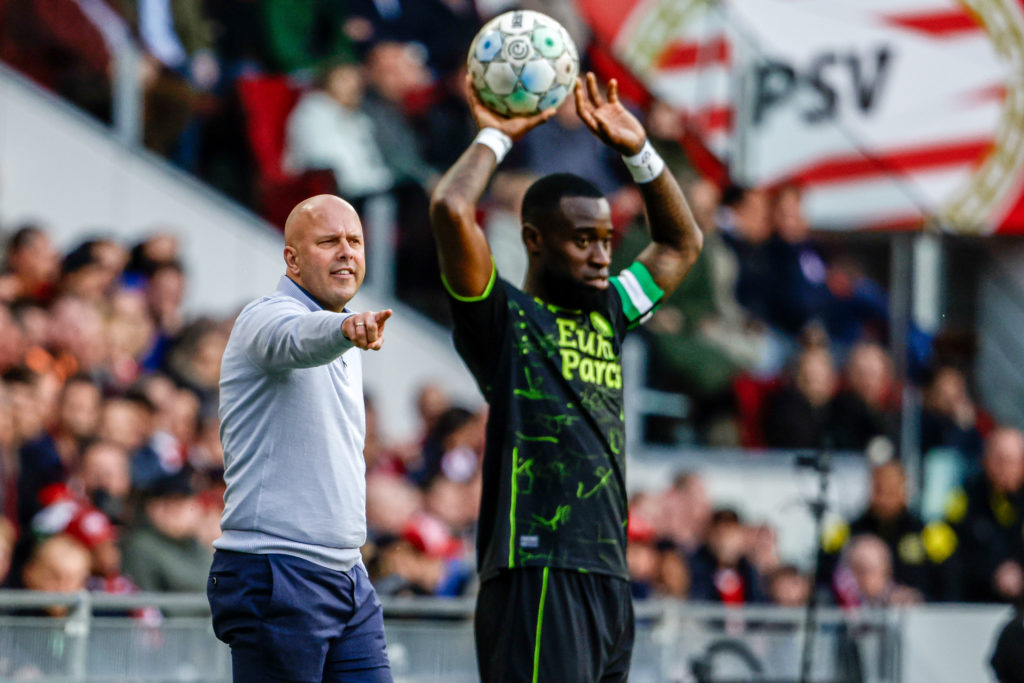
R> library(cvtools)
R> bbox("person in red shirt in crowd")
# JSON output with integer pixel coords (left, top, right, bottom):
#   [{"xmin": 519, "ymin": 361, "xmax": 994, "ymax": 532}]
[{"xmin": 689, "ymin": 509, "xmax": 768, "ymax": 605}]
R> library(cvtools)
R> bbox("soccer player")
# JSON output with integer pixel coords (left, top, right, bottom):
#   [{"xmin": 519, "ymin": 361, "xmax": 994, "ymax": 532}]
[
  {"xmin": 209, "ymin": 195, "xmax": 393, "ymax": 682},
  {"xmin": 430, "ymin": 73, "xmax": 703, "ymax": 682}
]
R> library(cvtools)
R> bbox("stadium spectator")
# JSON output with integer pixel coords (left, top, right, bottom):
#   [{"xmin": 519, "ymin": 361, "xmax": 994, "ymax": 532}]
[
  {"xmin": 260, "ymin": 0, "xmax": 355, "ymax": 73},
  {"xmin": 424, "ymin": 473, "xmax": 480, "ymax": 538},
  {"xmin": 409, "ymin": 405, "xmax": 485, "ymax": 486},
  {"xmin": 362, "ymin": 41, "xmax": 437, "ymax": 191},
  {"xmin": 657, "ymin": 544, "xmax": 691, "ymax": 599},
  {"xmin": 47, "ymin": 296, "xmax": 108, "ymax": 378},
  {"xmin": 164, "ymin": 318, "xmax": 226, "ymax": 415},
  {"xmin": 112, "ymin": 0, "xmax": 218, "ymax": 163},
  {"xmin": 120, "ymin": 469, "xmax": 210, "ymax": 592},
  {"xmin": 415, "ymin": 381, "xmax": 453, "ymax": 445},
  {"xmin": 719, "ymin": 185, "xmax": 775, "ymax": 327},
  {"xmin": 941, "ymin": 427, "xmax": 1024, "ymax": 602},
  {"xmin": 345, "ymin": 0, "xmax": 478, "ymax": 73},
  {"xmin": 124, "ymin": 234, "xmax": 182, "ymax": 283},
  {"xmin": 618, "ymin": 177, "xmax": 764, "ymax": 442},
  {"xmin": 626, "ymin": 510, "xmax": 660, "ymax": 599},
  {"xmin": 98, "ymin": 394, "xmax": 152, "ymax": 456},
  {"xmin": 76, "ymin": 440, "xmax": 132, "ymax": 524},
  {"xmin": 60, "ymin": 238, "xmax": 127, "ymax": 303},
  {"xmin": 54, "ymin": 374, "xmax": 103, "ymax": 461},
  {"xmin": 283, "ymin": 58, "xmax": 395, "ymax": 202},
  {"xmin": 920, "ymin": 365, "xmax": 985, "ymax": 461},
  {"xmin": 823, "ymin": 462, "xmax": 940, "ymax": 598},
  {"xmin": 767, "ymin": 184, "xmax": 831, "ymax": 336},
  {"xmin": 143, "ymin": 260, "xmax": 187, "ymax": 369},
  {"xmin": 833, "ymin": 534, "xmax": 922, "ymax": 608},
  {"xmin": 822, "ymin": 255, "xmax": 889, "ymax": 349},
  {"xmin": 769, "ymin": 565, "xmax": 810, "ymax": 607},
  {"xmin": 416, "ymin": 63, "xmax": 476, "ymax": 172},
  {"xmin": 748, "ymin": 522, "xmax": 782, "ymax": 583},
  {"xmin": 689, "ymin": 509, "xmax": 768, "ymax": 605},
  {"xmin": 762, "ymin": 346, "xmax": 841, "ymax": 449},
  {"xmin": 655, "ymin": 472, "xmax": 713, "ymax": 553},
  {"xmin": 366, "ymin": 473, "xmax": 424, "ymax": 539},
  {"xmin": 830, "ymin": 342, "xmax": 898, "ymax": 453},
  {"xmin": 2, "ymin": 224, "xmax": 60, "ymax": 304},
  {"xmin": 106, "ymin": 288, "xmax": 156, "ymax": 388},
  {"xmin": 7, "ymin": 366, "xmax": 64, "ymax": 527},
  {"xmin": 372, "ymin": 514, "xmax": 473, "ymax": 598},
  {"xmin": 20, "ymin": 533, "xmax": 91, "ymax": 614}
]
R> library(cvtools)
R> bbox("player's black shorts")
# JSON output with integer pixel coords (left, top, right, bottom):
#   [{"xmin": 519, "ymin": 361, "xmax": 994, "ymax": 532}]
[{"xmin": 474, "ymin": 567, "xmax": 634, "ymax": 683}]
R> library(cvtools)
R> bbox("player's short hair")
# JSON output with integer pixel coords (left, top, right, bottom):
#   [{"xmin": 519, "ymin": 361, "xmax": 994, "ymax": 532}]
[{"xmin": 521, "ymin": 173, "xmax": 604, "ymax": 230}]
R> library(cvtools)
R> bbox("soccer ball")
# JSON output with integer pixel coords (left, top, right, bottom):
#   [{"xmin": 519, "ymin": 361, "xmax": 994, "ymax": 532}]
[{"xmin": 467, "ymin": 10, "xmax": 580, "ymax": 117}]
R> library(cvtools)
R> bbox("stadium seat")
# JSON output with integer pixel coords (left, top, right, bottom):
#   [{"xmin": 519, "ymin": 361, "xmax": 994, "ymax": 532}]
[{"xmin": 235, "ymin": 74, "xmax": 337, "ymax": 229}]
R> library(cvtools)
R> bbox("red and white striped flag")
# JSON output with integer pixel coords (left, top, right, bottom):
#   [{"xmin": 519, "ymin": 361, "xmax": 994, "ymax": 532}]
[{"xmin": 578, "ymin": 0, "xmax": 1024, "ymax": 234}]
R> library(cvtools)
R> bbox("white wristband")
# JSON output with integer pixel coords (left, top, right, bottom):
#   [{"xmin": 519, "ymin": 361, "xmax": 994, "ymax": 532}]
[
  {"xmin": 474, "ymin": 127, "xmax": 513, "ymax": 164},
  {"xmin": 622, "ymin": 139, "xmax": 665, "ymax": 184}
]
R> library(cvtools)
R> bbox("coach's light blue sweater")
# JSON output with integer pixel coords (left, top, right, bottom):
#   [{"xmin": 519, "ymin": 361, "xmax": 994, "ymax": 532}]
[{"xmin": 214, "ymin": 276, "xmax": 365, "ymax": 571}]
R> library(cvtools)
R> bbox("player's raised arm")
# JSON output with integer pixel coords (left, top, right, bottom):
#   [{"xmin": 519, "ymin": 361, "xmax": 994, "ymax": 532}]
[
  {"xmin": 575, "ymin": 72, "xmax": 703, "ymax": 298},
  {"xmin": 429, "ymin": 76, "xmax": 556, "ymax": 298}
]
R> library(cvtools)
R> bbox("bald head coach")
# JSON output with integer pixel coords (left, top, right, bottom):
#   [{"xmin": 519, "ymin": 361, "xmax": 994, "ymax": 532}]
[{"xmin": 208, "ymin": 195, "xmax": 394, "ymax": 682}]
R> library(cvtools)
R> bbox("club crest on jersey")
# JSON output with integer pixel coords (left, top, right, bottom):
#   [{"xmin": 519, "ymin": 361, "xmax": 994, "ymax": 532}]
[{"xmin": 555, "ymin": 317, "xmax": 621, "ymax": 388}]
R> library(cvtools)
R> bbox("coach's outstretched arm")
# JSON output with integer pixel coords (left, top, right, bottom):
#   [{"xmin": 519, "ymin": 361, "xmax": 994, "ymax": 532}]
[
  {"xmin": 429, "ymin": 78, "xmax": 556, "ymax": 298},
  {"xmin": 575, "ymin": 72, "xmax": 703, "ymax": 298}
]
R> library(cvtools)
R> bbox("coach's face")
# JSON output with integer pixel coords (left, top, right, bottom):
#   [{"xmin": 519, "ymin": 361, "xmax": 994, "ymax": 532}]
[{"xmin": 284, "ymin": 196, "xmax": 366, "ymax": 312}]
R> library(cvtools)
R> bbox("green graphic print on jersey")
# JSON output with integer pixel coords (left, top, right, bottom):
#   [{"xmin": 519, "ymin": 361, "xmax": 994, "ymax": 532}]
[{"xmin": 447, "ymin": 262, "xmax": 663, "ymax": 581}]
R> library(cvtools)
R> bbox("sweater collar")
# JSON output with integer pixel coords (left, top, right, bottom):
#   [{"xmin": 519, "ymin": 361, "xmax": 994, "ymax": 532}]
[{"xmin": 276, "ymin": 275, "xmax": 356, "ymax": 315}]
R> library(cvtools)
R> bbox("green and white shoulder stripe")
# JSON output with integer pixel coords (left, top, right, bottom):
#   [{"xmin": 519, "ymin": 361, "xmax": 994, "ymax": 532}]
[{"xmin": 610, "ymin": 261, "xmax": 664, "ymax": 326}]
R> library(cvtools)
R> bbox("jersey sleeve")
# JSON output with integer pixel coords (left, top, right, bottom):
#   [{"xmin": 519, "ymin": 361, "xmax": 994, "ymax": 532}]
[
  {"xmin": 444, "ymin": 264, "xmax": 509, "ymax": 396},
  {"xmin": 609, "ymin": 261, "xmax": 665, "ymax": 329}
]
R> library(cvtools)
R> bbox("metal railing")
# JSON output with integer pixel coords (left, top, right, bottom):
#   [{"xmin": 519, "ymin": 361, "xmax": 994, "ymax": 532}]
[{"xmin": 0, "ymin": 591, "xmax": 901, "ymax": 683}]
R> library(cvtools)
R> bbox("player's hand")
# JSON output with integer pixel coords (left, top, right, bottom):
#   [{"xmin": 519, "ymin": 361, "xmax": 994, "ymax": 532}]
[
  {"xmin": 343, "ymin": 309, "xmax": 392, "ymax": 351},
  {"xmin": 465, "ymin": 74, "xmax": 556, "ymax": 141},
  {"xmin": 575, "ymin": 72, "xmax": 646, "ymax": 156}
]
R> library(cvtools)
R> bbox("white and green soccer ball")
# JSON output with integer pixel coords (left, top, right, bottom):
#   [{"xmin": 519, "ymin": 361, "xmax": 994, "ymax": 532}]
[{"xmin": 468, "ymin": 10, "xmax": 580, "ymax": 117}]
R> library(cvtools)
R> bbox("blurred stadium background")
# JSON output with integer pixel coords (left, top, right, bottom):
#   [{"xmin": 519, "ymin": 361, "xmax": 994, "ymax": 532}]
[{"xmin": 1, "ymin": 0, "xmax": 1023, "ymax": 681}]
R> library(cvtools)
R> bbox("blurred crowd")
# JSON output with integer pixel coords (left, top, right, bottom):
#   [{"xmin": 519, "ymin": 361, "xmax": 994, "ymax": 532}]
[
  {"xmin": 1, "ymin": 0, "xmax": 1023, "ymax": 631},
  {"xmin": 0, "ymin": 220, "xmax": 1023, "ymax": 621},
  {"xmin": 0, "ymin": 0, "xmax": 1001, "ymax": 441}
]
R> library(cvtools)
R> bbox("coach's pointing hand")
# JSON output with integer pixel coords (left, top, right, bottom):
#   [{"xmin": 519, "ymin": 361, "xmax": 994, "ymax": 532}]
[
  {"xmin": 575, "ymin": 72, "xmax": 647, "ymax": 156},
  {"xmin": 343, "ymin": 309, "xmax": 392, "ymax": 351}
]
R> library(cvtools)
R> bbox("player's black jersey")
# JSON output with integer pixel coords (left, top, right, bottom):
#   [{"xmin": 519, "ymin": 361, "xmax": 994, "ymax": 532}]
[{"xmin": 447, "ymin": 262, "xmax": 663, "ymax": 580}]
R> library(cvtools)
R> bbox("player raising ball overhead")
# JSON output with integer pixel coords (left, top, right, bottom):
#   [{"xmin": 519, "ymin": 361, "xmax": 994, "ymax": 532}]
[{"xmin": 429, "ymin": 67, "xmax": 703, "ymax": 682}]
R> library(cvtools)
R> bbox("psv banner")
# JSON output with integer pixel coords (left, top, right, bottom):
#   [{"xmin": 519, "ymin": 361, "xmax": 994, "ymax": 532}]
[{"xmin": 577, "ymin": 0, "xmax": 1024, "ymax": 234}]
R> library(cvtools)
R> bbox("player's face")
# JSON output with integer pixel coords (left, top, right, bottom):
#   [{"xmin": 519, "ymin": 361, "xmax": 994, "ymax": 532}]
[
  {"xmin": 286, "ymin": 207, "xmax": 366, "ymax": 312},
  {"xmin": 547, "ymin": 196, "xmax": 613, "ymax": 289}
]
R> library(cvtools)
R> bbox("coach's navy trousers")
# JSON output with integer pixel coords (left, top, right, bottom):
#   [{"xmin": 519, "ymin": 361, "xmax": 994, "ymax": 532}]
[{"xmin": 207, "ymin": 549, "xmax": 392, "ymax": 683}]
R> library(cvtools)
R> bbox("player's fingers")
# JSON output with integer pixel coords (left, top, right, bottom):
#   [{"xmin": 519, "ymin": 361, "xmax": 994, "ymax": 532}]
[
  {"xmin": 608, "ymin": 78, "xmax": 620, "ymax": 105},
  {"xmin": 364, "ymin": 317, "xmax": 379, "ymax": 344},
  {"xmin": 375, "ymin": 309, "xmax": 393, "ymax": 332},
  {"xmin": 575, "ymin": 80, "xmax": 598, "ymax": 129},
  {"xmin": 370, "ymin": 334, "xmax": 384, "ymax": 351},
  {"xmin": 586, "ymin": 72, "xmax": 604, "ymax": 105},
  {"xmin": 574, "ymin": 78, "xmax": 588, "ymax": 110}
]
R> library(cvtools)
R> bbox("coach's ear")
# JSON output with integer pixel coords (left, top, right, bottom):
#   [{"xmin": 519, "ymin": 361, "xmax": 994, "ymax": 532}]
[{"xmin": 522, "ymin": 224, "xmax": 543, "ymax": 256}]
